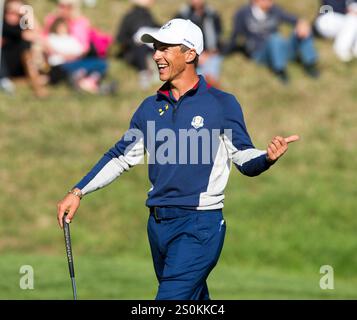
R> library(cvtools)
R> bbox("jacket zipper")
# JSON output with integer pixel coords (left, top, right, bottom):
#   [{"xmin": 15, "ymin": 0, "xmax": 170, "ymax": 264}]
[
  {"xmin": 172, "ymin": 103, "xmax": 178, "ymax": 123},
  {"xmin": 171, "ymin": 93, "xmax": 189, "ymax": 123}
]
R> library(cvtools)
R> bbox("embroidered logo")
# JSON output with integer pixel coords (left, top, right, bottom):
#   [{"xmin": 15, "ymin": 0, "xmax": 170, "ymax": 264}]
[
  {"xmin": 191, "ymin": 116, "xmax": 204, "ymax": 129},
  {"xmin": 183, "ymin": 38, "xmax": 195, "ymax": 47},
  {"xmin": 161, "ymin": 22, "xmax": 172, "ymax": 30},
  {"xmin": 159, "ymin": 104, "xmax": 169, "ymax": 116}
]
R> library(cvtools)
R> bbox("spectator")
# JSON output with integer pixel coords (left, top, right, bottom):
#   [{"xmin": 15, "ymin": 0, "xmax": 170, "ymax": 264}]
[
  {"xmin": 44, "ymin": 0, "xmax": 92, "ymax": 54},
  {"xmin": 225, "ymin": 0, "xmax": 319, "ymax": 83},
  {"xmin": 175, "ymin": 0, "xmax": 223, "ymax": 87},
  {"xmin": 45, "ymin": 17, "xmax": 101, "ymax": 93},
  {"xmin": 315, "ymin": 0, "xmax": 357, "ymax": 62},
  {"xmin": 115, "ymin": 0, "xmax": 159, "ymax": 89},
  {"xmin": 43, "ymin": 0, "xmax": 111, "ymax": 94},
  {"xmin": 46, "ymin": 17, "xmax": 84, "ymax": 67},
  {"xmin": 0, "ymin": 0, "xmax": 48, "ymax": 97}
]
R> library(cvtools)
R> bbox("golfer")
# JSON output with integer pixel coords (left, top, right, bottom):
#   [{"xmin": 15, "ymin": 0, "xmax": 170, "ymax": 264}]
[{"xmin": 57, "ymin": 19, "xmax": 299, "ymax": 300}]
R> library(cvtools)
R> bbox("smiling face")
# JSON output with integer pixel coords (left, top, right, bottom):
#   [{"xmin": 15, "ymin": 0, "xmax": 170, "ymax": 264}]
[{"xmin": 153, "ymin": 41, "xmax": 197, "ymax": 82}]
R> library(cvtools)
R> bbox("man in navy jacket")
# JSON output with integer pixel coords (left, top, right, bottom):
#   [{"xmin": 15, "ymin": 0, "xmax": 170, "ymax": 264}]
[
  {"xmin": 57, "ymin": 18, "xmax": 299, "ymax": 300},
  {"xmin": 225, "ymin": 0, "xmax": 319, "ymax": 83}
]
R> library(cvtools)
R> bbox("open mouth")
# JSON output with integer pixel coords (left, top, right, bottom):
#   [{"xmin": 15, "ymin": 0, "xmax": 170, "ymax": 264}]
[{"xmin": 157, "ymin": 64, "xmax": 169, "ymax": 73}]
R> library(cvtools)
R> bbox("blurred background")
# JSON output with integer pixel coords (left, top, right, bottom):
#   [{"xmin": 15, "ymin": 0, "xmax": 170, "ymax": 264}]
[{"xmin": 0, "ymin": 0, "xmax": 356, "ymax": 299}]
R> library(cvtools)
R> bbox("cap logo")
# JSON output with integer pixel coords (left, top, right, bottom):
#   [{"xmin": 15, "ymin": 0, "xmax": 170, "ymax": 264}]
[
  {"xmin": 161, "ymin": 22, "xmax": 172, "ymax": 30},
  {"xmin": 183, "ymin": 38, "xmax": 195, "ymax": 47}
]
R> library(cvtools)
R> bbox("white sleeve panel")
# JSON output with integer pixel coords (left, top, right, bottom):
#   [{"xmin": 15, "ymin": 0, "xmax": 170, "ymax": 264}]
[
  {"xmin": 223, "ymin": 134, "xmax": 267, "ymax": 166},
  {"xmin": 81, "ymin": 138, "xmax": 145, "ymax": 195}
]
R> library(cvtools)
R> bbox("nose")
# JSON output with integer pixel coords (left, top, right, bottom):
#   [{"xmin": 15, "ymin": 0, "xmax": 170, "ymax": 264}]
[{"xmin": 153, "ymin": 49, "xmax": 162, "ymax": 62}]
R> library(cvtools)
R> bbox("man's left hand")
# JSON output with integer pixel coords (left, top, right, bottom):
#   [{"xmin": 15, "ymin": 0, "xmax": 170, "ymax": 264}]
[{"xmin": 266, "ymin": 135, "xmax": 300, "ymax": 163}]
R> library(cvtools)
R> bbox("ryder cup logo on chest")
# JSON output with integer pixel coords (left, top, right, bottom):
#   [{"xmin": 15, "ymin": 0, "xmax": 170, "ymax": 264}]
[{"xmin": 191, "ymin": 116, "xmax": 204, "ymax": 129}]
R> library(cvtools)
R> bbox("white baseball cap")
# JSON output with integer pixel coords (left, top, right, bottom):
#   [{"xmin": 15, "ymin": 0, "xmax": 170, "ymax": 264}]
[{"xmin": 141, "ymin": 18, "xmax": 204, "ymax": 55}]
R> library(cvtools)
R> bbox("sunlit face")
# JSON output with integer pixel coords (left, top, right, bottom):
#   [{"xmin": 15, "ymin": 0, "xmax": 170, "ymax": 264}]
[
  {"xmin": 58, "ymin": 3, "xmax": 74, "ymax": 20},
  {"xmin": 153, "ymin": 41, "xmax": 188, "ymax": 82},
  {"xmin": 253, "ymin": 0, "xmax": 274, "ymax": 12},
  {"xmin": 5, "ymin": 1, "xmax": 22, "ymax": 26},
  {"xmin": 190, "ymin": 0, "xmax": 205, "ymax": 10},
  {"xmin": 143, "ymin": 0, "xmax": 155, "ymax": 7}
]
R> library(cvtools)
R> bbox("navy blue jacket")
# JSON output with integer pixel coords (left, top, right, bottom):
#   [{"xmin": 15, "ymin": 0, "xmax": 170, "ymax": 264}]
[
  {"xmin": 225, "ymin": 4, "xmax": 298, "ymax": 56},
  {"xmin": 75, "ymin": 76, "xmax": 272, "ymax": 210}
]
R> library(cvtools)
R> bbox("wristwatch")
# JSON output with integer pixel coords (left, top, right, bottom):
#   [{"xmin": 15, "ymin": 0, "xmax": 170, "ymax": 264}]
[{"xmin": 68, "ymin": 189, "xmax": 83, "ymax": 199}]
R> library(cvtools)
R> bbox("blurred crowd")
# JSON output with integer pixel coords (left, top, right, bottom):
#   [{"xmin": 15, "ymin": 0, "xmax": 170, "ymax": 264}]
[{"xmin": 1, "ymin": 0, "xmax": 357, "ymax": 97}]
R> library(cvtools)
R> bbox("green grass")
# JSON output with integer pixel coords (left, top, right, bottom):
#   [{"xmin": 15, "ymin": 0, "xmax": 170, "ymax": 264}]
[
  {"xmin": 0, "ymin": 0, "xmax": 356, "ymax": 299},
  {"xmin": 2, "ymin": 254, "xmax": 356, "ymax": 299}
]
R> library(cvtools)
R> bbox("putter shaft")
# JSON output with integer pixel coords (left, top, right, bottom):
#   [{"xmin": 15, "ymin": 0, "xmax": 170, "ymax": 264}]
[
  {"xmin": 71, "ymin": 277, "xmax": 77, "ymax": 300},
  {"xmin": 63, "ymin": 215, "xmax": 77, "ymax": 300}
]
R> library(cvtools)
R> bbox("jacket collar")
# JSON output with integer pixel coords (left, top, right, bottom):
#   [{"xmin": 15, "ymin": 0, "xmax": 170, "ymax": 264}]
[{"xmin": 157, "ymin": 75, "xmax": 209, "ymax": 101}]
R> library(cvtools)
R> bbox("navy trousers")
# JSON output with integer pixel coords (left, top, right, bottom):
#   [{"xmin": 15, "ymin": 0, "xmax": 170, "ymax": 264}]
[{"xmin": 147, "ymin": 207, "xmax": 226, "ymax": 300}]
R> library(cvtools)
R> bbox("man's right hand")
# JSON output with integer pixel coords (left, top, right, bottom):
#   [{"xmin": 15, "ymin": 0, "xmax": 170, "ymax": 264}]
[
  {"xmin": 295, "ymin": 19, "xmax": 311, "ymax": 39},
  {"xmin": 57, "ymin": 189, "xmax": 82, "ymax": 229}
]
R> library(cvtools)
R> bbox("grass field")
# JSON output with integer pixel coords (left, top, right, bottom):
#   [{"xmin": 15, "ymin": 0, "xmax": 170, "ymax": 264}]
[
  {"xmin": 0, "ymin": 0, "xmax": 356, "ymax": 299},
  {"xmin": 2, "ymin": 254, "xmax": 356, "ymax": 299}
]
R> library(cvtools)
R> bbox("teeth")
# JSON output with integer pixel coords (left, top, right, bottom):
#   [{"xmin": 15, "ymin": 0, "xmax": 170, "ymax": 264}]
[{"xmin": 158, "ymin": 64, "xmax": 168, "ymax": 68}]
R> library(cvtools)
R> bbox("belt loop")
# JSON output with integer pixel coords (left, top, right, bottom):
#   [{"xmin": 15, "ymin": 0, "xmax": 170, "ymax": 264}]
[{"xmin": 154, "ymin": 207, "xmax": 160, "ymax": 221}]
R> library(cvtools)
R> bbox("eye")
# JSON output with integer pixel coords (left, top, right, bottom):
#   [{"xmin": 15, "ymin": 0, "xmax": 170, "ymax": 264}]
[{"xmin": 154, "ymin": 45, "xmax": 170, "ymax": 52}]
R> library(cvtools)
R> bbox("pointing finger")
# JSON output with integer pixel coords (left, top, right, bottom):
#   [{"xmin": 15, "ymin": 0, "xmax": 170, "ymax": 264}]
[
  {"xmin": 284, "ymin": 135, "xmax": 300, "ymax": 144},
  {"xmin": 57, "ymin": 203, "xmax": 66, "ymax": 229},
  {"xmin": 57, "ymin": 212, "xmax": 63, "ymax": 229}
]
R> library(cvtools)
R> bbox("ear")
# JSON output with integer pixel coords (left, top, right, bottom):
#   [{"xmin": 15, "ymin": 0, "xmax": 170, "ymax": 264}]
[{"xmin": 185, "ymin": 49, "xmax": 198, "ymax": 64}]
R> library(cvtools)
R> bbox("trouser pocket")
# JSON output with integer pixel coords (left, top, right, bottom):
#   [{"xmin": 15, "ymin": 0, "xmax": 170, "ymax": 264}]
[{"xmin": 194, "ymin": 211, "xmax": 225, "ymax": 244}]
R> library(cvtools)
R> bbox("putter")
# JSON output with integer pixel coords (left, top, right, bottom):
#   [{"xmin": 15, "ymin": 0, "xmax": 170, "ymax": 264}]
[{"xmin": 63, "ymin": 214, "xmax": 77, "ymax": 300}]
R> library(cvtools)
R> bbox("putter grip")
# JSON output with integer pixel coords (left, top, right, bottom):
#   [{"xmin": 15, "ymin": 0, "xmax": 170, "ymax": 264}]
[{"xmin": 63, "ymin": 216, "xmax": 75, "ymax": 278}]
